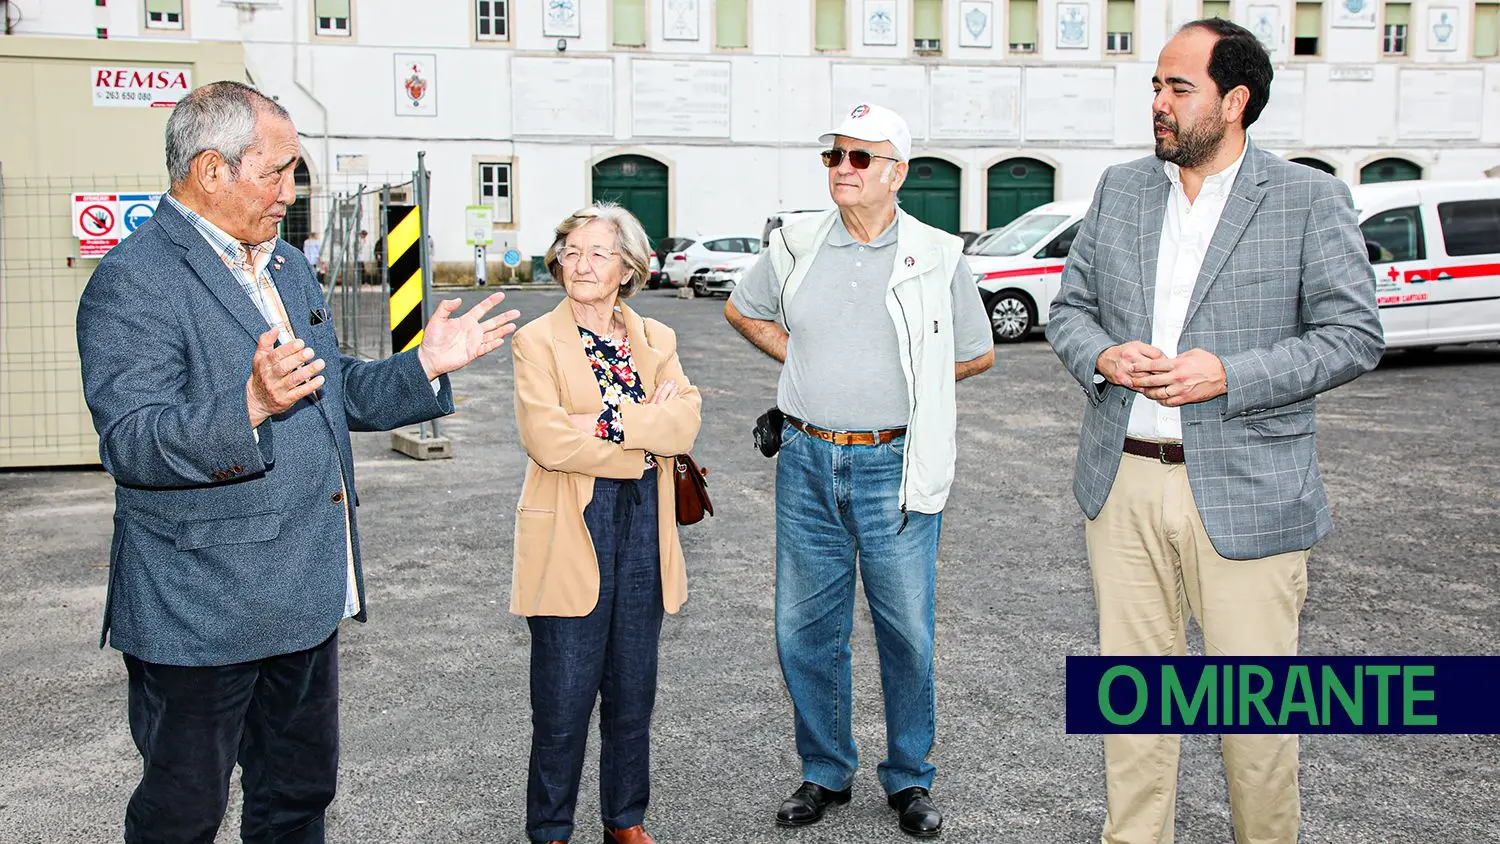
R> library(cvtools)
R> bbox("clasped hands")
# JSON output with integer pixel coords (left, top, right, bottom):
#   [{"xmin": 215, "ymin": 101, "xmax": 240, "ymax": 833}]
[
  {"xmin": 1096, "ymin": 341, "xmax": 1226, "ymax": 407},
  {"xmin": 567, "ymin": 380, "xmax": 683, "ymax": 434}
]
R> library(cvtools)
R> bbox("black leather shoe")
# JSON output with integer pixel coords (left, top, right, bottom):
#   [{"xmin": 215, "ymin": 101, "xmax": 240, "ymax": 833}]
[
  {"xmin": 775, "ymin": 781, "xmax": 852, "ymax": 827},
  {"xmin": 888, "ymin": 786, "xmax": 942, "ymax": 837}
]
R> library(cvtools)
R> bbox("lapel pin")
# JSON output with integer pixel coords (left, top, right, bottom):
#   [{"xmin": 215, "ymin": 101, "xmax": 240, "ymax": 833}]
[{"xmin": 904, "ymin": 256, "xmax": 915, "ymax": 267}]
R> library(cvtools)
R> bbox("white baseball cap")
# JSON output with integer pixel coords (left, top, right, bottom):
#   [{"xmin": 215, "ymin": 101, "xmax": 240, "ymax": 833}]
[{"xmin": 820, "ymin": 103, "xmax": 912, "ymax": 161}]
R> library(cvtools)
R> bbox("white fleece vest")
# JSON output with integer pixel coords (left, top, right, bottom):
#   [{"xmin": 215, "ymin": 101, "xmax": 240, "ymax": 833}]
[{"xmin": 767, "ymin": 208, "xmax": 965, "ymax": 514}]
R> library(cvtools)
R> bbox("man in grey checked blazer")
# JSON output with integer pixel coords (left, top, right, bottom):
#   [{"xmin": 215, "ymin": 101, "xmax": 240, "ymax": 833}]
[
  {"xmin": 76, "ymin": 82, "xmax": 519, "ymax": 843},
  {"xmin": 1046, "ymin": 19, "xmax": 1384, "ymax": 844}
]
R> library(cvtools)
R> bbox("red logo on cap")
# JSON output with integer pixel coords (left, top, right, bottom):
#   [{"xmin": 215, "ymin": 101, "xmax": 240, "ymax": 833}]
[{"xmin": 851, "ymin": 104, "xmax": 870, "ymax": 118}]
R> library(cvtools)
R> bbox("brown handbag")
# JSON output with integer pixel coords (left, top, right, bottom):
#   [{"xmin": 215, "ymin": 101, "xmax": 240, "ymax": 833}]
[{"xmin": 672, "ymin": 453, "xmax": 713, "ymax": 525}]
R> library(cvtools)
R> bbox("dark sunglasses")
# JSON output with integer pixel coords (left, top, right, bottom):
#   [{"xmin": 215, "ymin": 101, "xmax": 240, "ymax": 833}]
[{"xmin": 820, "ymin": 148, "xmax": 902, "ymax": 170}]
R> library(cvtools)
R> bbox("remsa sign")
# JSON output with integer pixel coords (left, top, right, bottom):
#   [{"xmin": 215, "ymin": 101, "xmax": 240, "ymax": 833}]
[{"xmin": 92, "ymin": 67, "xmax": 192, "ymax": 109}]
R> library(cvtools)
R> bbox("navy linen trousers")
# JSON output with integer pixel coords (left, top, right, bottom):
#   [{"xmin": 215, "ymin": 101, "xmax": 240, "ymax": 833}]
[{"xmin": 525, "ymin": 469, "xmax": 664, "ymax": 842}]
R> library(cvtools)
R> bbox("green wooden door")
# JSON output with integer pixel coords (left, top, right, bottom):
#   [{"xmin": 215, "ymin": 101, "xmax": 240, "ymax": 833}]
[
  {"xmin": 591, "ymin": 155, "xmax": 670, "ymax": 245},
  {"xmin": 987, "ymin": 158, "xmax": 1055, "ymax": 228},
  {"xmin": 1359, "ymin": 158, "xmax": 1422, "ymax": 184},
  {"xmin": 900, "ymin": 157, "xmax": 961, "ymax": 234}
]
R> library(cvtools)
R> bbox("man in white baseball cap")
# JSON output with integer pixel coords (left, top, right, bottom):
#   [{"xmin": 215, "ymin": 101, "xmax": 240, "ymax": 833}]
[
  {"xmin": 819, "ymin": 102, "xmax": 913, "ymax": 161},
  {"xmin": 726, "ymin": 102, "xmax": 993, "ymax": 839}
]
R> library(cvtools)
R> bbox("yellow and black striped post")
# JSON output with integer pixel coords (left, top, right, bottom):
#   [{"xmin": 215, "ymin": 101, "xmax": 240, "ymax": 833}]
[{"xmin": 385, "ymin": 203, "xmax": 425, "ymax": 353}]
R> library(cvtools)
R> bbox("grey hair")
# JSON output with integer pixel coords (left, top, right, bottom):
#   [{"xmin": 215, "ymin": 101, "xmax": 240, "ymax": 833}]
[
  {"xmin": 165, "ymin": 81, "xmax": 290, "ymax": 185},
  {"xmin": 544, "ymin": 202, "xmax": 652, "ymax": 299}
]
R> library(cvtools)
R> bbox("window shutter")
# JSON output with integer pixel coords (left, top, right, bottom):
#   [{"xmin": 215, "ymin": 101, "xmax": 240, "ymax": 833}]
[
  {"xmin": 613, "ymin": 0, "xmax": 646, "ymax": 46},
  {"xmin": 716, "ymin": 0, "xmax": 749, "ymax": 48},
  {"xmin": 1009, "ymin": 0, "xmax": 1038, "ymax": 43},
  {"xmin": 1475, "ymin": 3, "xmax": 1500, "ymax": 58},
  {"xmin": 815, "ymin": 0, "xmax": 847, "ymax": 50},
  {"xmin": 1295, "ymin": 2, "xmax": 1321, "ymax": 38},
  {"xmin": 314, "ymin": 0, "xmax": 351, "ymax": 18},
  {"xmin": 914, "ymin": 0, "xmax": 943, "ymax": 40}
]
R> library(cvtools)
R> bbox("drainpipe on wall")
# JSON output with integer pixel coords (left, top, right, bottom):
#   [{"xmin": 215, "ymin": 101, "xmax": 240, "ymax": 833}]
[{"xmin": 291, "ymin": 0, "xmax": 331, "ymax": 195}]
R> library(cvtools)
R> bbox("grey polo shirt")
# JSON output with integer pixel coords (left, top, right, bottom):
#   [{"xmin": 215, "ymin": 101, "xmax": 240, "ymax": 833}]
[{"xmin": 730, "ymin": 214, "xmax": 992, "ymax": 431}]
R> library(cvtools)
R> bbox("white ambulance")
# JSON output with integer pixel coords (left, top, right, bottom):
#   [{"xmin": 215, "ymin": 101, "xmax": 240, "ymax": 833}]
[
  {"xmin": 969, "ymin": 179, "xmax": 1500, "ymax": 349},
  {"xmin": 968, "ymin": 200, "xmax": 1088, "ymax": 342},
  {"xmin": 1354, "ymin": 178, "xmax": 1500, "ymax": 351}
]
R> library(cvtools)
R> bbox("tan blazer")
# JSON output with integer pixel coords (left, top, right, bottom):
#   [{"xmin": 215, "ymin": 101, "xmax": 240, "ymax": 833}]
[{"xmin": 509, "ymin": 298, "xmax": 703, "ymax": 617}]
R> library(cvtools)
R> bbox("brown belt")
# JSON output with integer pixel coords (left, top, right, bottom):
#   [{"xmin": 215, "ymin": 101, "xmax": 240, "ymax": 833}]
[
  {"xmin": 1123, "ymin": 437, "xmax": 1185, "ymax": 464},
  {"xmin": 787, "ymin": 416, "xmax": 906, "ymax": 446}
]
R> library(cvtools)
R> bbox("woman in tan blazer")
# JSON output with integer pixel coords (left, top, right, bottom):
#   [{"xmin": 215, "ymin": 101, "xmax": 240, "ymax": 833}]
[{"xmin": 510, "ymin": 203, "xmax": 702, "ymax": 844}]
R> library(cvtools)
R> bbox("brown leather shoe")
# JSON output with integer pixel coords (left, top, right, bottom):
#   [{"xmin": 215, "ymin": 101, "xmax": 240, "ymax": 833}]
[{"xmin": 603, "ymin": 825, "xmax": 656, "ymax": 844}]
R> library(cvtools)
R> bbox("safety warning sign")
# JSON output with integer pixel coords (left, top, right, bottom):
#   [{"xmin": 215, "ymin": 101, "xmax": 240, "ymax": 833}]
[{"xmin": 71, "ymin": 193, "xmax": 163, "ymax": 258}]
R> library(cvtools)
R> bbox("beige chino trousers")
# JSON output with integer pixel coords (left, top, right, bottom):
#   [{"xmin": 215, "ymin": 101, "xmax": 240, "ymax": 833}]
[{"xmin": 1085, "ymin": 452, "xmax": 1309, "ymax": 844}]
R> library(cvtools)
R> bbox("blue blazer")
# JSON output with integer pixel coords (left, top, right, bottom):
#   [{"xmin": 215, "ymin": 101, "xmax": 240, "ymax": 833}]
[{"xmin": 76, "ymin": 199, "xmax": 453, "ymax": 667}]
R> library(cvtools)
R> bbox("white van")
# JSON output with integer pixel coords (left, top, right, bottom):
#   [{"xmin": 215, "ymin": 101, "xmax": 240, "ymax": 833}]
[
  {"xmin": 970, "ymin": 179, "xmax": 1500, "ymax": 349},
  {"xmin": 1354, "ymin": 178, "xmax": 1500, "ymax": 351},
  {"xmin": 968, "ymin": 200, "xmax": 1088, "ymax": 342}
]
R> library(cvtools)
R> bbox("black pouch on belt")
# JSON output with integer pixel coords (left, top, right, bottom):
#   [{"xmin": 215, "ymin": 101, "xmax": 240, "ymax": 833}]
[{"xmin": 753, "ymin": 406, "xmax": 784, "ymax": 458}]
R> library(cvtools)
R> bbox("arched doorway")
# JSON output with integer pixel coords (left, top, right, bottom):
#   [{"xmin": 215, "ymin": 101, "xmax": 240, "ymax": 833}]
[
  {"xmin": 987, "ymin": 158, "xmax": 1055, "ymax": 229},
  {"xmin": 1360, "ymin": 157, "xmax": 1422, "ymax": 184},
  {"xmin": 900, "ymin": 157, "xmax": 961, "ymax": 234},
  {"xmin": 282, "ymin": 159, "xmax": 314, "ymax": 250},
  {"xmin": 1290, "ymin": 157, "xmax": 1336, "ymax": 175},
  {"xmin": 591, "ymin": 154, "xmax": 669, "ymax": 246}
]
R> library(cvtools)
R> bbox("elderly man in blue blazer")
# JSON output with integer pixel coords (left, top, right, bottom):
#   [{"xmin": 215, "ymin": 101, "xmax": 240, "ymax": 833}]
[{"xmin": 76, "ymin": 81, "xmax": 519, "ymax": 844}]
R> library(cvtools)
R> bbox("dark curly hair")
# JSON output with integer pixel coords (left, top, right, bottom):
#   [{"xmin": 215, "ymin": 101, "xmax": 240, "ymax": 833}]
[{"xmin": 1180, "ymin": 17, "xmax": 1274, "ymax": 129}]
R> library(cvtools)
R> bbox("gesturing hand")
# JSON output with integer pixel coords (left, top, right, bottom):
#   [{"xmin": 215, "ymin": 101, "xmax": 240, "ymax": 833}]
[
  {"xmin": 1096, "ymin": 341, "xmax": 1167, "ymax": 391},
  {"xmin": 246, "ymin": 328, "xmax": 325, "ymax": 428},
  {"xmin": 1132, "ymin": 348, "xmax": 1228, "ymax": 406},
  {"xmin": 416, "ymin": 292, "xmax": 522, "ymax": 380}
]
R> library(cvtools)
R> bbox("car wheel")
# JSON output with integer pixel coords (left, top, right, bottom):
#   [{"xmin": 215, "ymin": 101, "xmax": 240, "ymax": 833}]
[{"xmin": 985, "ymin": 290, "xmax": 1036, "ymax": 343}]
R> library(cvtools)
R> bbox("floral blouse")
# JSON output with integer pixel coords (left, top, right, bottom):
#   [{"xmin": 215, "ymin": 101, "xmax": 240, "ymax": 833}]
[{"xmin": 579, "ymin": 326, "xmax": 655, "ymax": 468}]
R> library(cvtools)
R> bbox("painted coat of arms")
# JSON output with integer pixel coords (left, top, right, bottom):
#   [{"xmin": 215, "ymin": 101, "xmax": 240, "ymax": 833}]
[
  {"xmin": 404, "ymin": 65, "xmax": 427, "ymax": 107},
  {"xmin": 394, "ymin": 53, "xmax": 437, "ymax": 116},
  {"xmin": 958, "ymin": 1, "xmax": 993, "ymax": 48},
  {"xmin": 544, "ymin": 0, "xmax": 581, "ymax": 38},
  {"xmin": 1057, "ymin": 2, "xmax": 1088, "ymax": 49}
]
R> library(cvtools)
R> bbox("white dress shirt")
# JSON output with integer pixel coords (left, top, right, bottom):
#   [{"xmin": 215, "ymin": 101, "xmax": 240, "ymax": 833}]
[{"xmin": 1126, "ymin": 143, "xmax": 1247, "ymax": 441}]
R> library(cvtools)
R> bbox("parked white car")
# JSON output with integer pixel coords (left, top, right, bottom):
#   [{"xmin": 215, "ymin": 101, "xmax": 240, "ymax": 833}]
[
  {"xmin": 967, "ymin": 200, "xmax": 1088, "ymax": 342},
  {"xmin": 663, "ymin": 235, "xmax": 761, "ymax": 287},
  {"xmin": 690, "ymin": 253, "xmax": 757, "ymax": 298}
]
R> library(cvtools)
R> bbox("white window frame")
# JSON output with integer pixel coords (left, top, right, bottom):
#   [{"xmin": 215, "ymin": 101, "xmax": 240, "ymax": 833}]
[
  {"xmin": 478, "ymin": 162, "xmax": 513, "ymax": 224},
  {"xmin": 476, "ymin": 0, "xmax": 510, "ymax": 41},
  {"xmin": 1382, "ymin": 23, "xmax": 1408, "ymax": 55},
  {"xmin": 144, "ymin": 0, "xmax": 184, "ymax": 30},
  {"xmin": 1106, "ymin": 30, "xmax": 1133, "ymax": 54}
]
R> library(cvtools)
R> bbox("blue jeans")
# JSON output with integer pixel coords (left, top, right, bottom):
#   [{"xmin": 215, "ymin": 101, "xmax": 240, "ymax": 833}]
[
  {"xmin": 775, "ymin": 421, "xmax": 942, "ymax": 796},
  {"xmin": 526, "ymin": 470, "xmax": 662, "ymax": 843}
]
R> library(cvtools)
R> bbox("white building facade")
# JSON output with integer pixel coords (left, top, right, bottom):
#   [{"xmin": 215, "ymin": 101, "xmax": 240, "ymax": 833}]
[{"xmin": 13, "ymin": 0, "xmax": 1500, "ymax": 260}]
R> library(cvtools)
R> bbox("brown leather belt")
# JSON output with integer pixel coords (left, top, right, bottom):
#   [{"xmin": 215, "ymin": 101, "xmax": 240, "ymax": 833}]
[
  {"xmin": 1124, "ymin": 437, "xmax": 1185, "ymax": 464},
  {"xmin": 787, "ymin": 416, "xmax": 905, "ymax": 446}
]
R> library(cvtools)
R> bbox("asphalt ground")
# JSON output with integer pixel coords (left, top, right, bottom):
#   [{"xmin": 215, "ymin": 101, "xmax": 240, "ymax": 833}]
[{"xmin": 1, "ymin": 286, "xmax": 1497, "ymax": 843}]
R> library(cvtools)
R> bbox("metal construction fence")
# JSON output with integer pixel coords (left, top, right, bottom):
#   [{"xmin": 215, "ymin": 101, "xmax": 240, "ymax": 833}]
[{"xmin": 0, "ymin": 164, "xmax": 434, "ymax": 468}]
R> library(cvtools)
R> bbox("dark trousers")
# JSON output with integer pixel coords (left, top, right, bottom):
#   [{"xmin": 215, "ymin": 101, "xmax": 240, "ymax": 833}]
[
  {"xmin": 526, "ymin": 470, "xmax": 663, "ymax": 842},
  {"xmin": 123, "ymin": 631, "xmax": 340, "ymax": 844}
]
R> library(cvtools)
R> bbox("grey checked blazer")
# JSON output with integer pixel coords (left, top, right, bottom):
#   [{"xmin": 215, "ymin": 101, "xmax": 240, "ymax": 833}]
[
  {"xmin": 1045, "ymin": 141, "xmax": 1385, "ymax": 560},
  {"xmin": 77, "ymin": 200, "xmax": 453, "ymax": 667}
]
